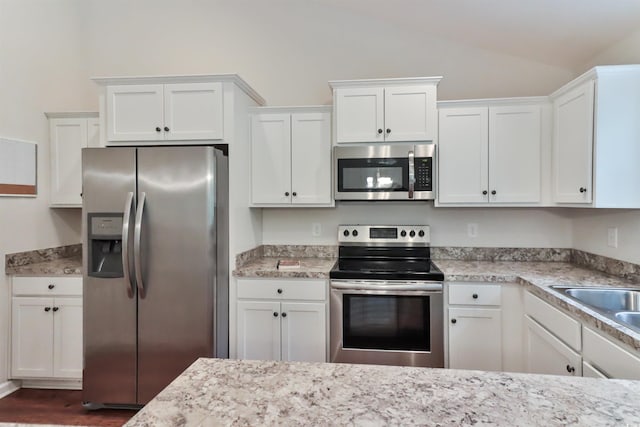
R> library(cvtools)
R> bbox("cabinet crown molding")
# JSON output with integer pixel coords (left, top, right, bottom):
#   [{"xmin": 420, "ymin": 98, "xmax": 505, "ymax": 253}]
[
  {"xmin": 249, "ymin": 105, "xmax": 331, "ymax": 114},
  {"xmin": 91, "ymin": 73, "xmax": 266, "ymax": 106},
  {"xmin": 329, "ymin": 76, "xmax": 442, "ymax": 89},
  {"xmin": 438, "ymin": 96, "xmax": 549, "ymax": 108},
  {"xmin": 550, "ymin": 64, "xmax": 640, "ymax": 99},
  {"xmin": 44, "ymin": 112, "xmax": 98, "ymax": 119}
]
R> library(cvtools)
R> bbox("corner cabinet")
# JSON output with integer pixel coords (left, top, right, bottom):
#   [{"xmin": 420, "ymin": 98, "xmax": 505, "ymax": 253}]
[
  {"xmin": 236, "ymin": 278, "xmax": 327, "ymax": 362},
  {"xmin": 551, "ymin": 65, "xmax": 640, "ymax": 207},
  {"xmin": 250, "ymin": 106, "xmax": 333, "ymax": 207},
  {"xmin": 46, "ymin": 112, "xmax": 100, "ymax": 208},
  {"xmin": 437, "ymin": 99, "xmax": 548, "ymax": 206},
  {"xmin": 329, "ymin": 77, "xmax": 441, "ymax": 144},
  {"xmin": 11, "ymin": 276, "xmax": 83, "ymax": 388}
]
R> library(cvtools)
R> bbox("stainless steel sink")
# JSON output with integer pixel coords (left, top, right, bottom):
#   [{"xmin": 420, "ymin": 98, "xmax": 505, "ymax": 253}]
[
  {"xmin": 563, "ymin": 288, "xmax": 640, "ymax": 312},
  {"xmin": 550, "ymin": 286, "xmax": 640, "ymax": 333},
  {"xmin": 615, "ymin": 312, "xmax": 640, "ymax": 330}
]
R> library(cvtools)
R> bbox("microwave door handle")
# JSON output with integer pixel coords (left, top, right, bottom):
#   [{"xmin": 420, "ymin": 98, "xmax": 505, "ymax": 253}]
[{"xmin": 408, "ymin": 150, "xmax": 415, "ymax": 199}]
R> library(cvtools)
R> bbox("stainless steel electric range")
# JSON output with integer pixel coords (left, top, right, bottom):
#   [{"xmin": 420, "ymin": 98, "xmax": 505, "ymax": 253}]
[{"xmin": 329, "ymin": 225, "xmax": 444, "ymax": 368}]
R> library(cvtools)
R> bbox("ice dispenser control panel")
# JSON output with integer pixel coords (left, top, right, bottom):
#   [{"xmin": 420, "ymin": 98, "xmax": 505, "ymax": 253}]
[{"xmin": 88, "ymin": 214, "xmax": 124, "ymax": 278}]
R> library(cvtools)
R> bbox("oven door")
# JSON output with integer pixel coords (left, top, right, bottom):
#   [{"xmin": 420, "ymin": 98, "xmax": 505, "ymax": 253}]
[{"xmin": 330, "ymin": 280, "xmax": 444, "ymax": 367}]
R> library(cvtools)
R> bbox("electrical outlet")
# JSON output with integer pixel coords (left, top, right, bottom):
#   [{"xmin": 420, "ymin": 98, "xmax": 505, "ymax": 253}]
[
  {"xmin": 312, "ymin": 223, "xmax": 322, "ymax": 237},
  {"xmin": 467, "ymin": 223, "xmax": 478, "ymax": 238},
  {"xmin": 607, "ymin": 227, "xmax": 618, "ymax": 248}
]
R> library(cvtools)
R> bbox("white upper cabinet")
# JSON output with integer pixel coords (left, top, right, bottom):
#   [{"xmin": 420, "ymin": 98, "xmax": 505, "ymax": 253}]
[
  {"xmin": 106, "ymin": 82, "xmax": 223, "ymax": 142},
  {"xmin": 47, "ymin": 112, "xmax": 100, "ymax": 208},
  {"xmin": 251, "ymin": 106, "xmax": 332, "ymax": 207},
  {"xmin": 551, "ymin": 65, "xmax": 640, "ymax": 208},
  {"xmin": 437, "ymin": 99, "xmax": 545, "ymax": 206},
  {"xmin": 330, "ymin": 77, "xmax": 441, "ymax": 144}
]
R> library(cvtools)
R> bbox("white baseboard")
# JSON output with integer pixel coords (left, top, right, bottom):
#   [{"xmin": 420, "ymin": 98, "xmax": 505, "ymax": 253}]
[
  {"xmin": 20, "ymin": 379, "xmax": 81, "ymax": 390},
  {"xmin": 0, "ymin": 380, "xmax": 20, "ymax": 399}
]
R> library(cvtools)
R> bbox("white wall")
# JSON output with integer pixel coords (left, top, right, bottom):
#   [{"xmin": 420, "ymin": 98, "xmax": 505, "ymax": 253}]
[
  {"xmin": 0, "ymin": 0, "xmax": 93, "ymax": 384},
  {"xmin": 571, "ymin": 31, "xmax": 640, "ymax": 264}
]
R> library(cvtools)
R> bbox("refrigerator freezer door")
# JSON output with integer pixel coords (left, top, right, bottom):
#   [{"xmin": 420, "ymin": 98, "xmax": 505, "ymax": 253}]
[
  {"xmin": 136, "ymin": 146, "xmax": 218, "ymax": 404},
  {"xmin": 82, "ymin": 147, "xmax": 137, "ymax": 406}
]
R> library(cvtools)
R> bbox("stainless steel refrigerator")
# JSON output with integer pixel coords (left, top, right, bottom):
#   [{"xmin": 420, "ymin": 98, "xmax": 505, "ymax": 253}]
[{"xmin": 81, "ymin": 146, "xmax": 228, "ymax": 408}]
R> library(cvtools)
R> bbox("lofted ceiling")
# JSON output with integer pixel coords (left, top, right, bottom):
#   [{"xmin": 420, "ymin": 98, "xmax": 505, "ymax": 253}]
[{"xmin": 323, "ymin": 0, "xmax": 640, "ymax": 70}]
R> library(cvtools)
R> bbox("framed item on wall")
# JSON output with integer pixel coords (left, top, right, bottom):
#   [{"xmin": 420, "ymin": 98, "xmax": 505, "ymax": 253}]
[{"xmin": 0, "ymin": 137, "xmax": 37, "ymax": 196}]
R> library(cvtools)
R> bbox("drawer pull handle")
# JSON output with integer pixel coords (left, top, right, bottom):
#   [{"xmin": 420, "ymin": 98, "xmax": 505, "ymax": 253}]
[
  {"xmin": 451, "ymin": 318, "xmax": 457, "ymax": 324},
  {"xmin": 44, "ymin": 307, "xmax": 51, "ymax": 312},
  {"xmin": 472, "ymin": 293, "xmax": 478, "ymax": 299},
  {"xmin": 48, "ymin": 284, "xmax": 55, "ymax": 290},
  {"xmin": 277, "ymin": 288, "xmax": 283, "ymax": 294},
  {"xmin": 566, "ymin": 364, "xmax": 575, "ymax": 373}
]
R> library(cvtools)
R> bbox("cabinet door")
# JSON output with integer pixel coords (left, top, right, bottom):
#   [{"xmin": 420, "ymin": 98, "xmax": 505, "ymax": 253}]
[
  {"xmin": 291, "ymin": 112, "xmax": 331, "ymax": 205},
  {"xmin": 237, "ymin": 301, "xmax": 281, "ymax": 361},
  {"xmin": 281, "ymin": 302, "xmax": 326, "ymax": 362},
  {"xmin": 164, "ymin": 82, "xmax": 223, "ymax": 140},
  {"xmin": 11, "ymin": 297, "xmax": 54, "ymax": 378},
  {"xmin": 53, "ymin": 297, "xmax": 83, "ymax": 379},
  {"xmin": 49, "ymin": 118, "xmax": 87, "ymax": 207},
  {"xmin": 384, "ymin": 85, "xmax": 437, "ymax": 142},
  {"xmin": 552, "ymin": 80, "xmax": 594, "ymax": 203},
  {"xmin": 335, "ymin": 87, "xmax": 384, "ymax": 143},
  {"xmin": 87, "ymin": 117, "xmax": 101, "ymax": 148},
  {"xmin": 251, "ymin": 113, "xmax": 292, "ymax": 204},
  {"xmin": 438, "ymin": 108, "xmax": 489, "ymax": 203},
  {"xmin": 448, "ymin": 307, "xmax": 502, "ymax": 371},
  {"xmin": 524, "ymin": 316, "xmax": 581, "ymax": 376},
  {"xmin": 582, "ymin": 361, "xmax": 608, "ymax": 379},
  {"xmin": 489, "ymin": 106, "xmax": 541, "ymax": 203},
  {"xmin": 106, "ymin": 84, "xmax": 164, "ymax": 141}
]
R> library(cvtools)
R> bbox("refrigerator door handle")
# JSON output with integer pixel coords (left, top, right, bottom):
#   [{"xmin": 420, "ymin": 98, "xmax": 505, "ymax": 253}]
[
  {"xmin": 122, "ymin": 192, "xmax": 135, "ymax": 298},
  {"xmin": 134, "ymin": 192, "xmax": 147, "ymax": 299}
]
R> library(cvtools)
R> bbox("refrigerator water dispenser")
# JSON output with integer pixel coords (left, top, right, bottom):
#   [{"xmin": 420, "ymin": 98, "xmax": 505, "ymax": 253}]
[{"xmin": 88, "ymin": 214, "xmax": 124, "ymax": 278}]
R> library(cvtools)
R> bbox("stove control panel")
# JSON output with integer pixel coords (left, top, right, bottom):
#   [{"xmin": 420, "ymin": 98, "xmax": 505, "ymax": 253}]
[{"xmin": 338, "ymin": 225, "xmax": 430, "ymax": 245}]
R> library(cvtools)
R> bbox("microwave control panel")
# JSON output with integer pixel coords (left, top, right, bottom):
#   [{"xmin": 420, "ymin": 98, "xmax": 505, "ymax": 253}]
[{"xmin": 414, "ymin": 157, "xmax": 432, "ymax": 191}]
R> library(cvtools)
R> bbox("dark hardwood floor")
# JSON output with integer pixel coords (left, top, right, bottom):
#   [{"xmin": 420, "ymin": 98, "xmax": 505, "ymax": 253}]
[{"xmin": 0, "ymin": 389, "xmax": 136, "ymax": 426}]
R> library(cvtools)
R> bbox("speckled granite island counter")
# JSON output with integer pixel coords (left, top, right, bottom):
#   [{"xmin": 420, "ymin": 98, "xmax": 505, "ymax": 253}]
[{"xmin": 125, "ymin": 357, "xmax": 640, "ymax": 426}]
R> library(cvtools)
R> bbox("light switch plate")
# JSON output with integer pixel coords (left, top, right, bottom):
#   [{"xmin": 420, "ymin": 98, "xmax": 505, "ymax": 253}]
[
  {"xmin": 312, "ymin": 223, "xmax": 322, "ymax": 237},
  {"xmin": 467, "ymin": 223, "xmax": 478, "ymax": 238},
  {"xmin": 607, "ymin": 227, "xmax": 618, "ymax": 248}
]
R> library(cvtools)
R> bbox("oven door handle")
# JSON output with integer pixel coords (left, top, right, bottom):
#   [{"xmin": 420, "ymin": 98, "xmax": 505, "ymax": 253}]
[{"xmin": 331, "ymin": 280, "xmax": 442, "ymax": 292}]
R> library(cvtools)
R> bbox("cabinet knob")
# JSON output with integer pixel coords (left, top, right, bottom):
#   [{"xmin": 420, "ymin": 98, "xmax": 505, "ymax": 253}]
[
  {"xmin": 482, "ymin": 190, "xmax": 488, "ymax": 195},
  {"xmin": 566, "ymin": 364, "xmax": 575, "ymax": 373},
  {"xmin": 277, "ymin": 288, "xmax": 283, "ymax": 294},
  {"xmin": 53, "ymin": 307, "xmax": 59, "ymax": 312},
  {"xmin": 44, "ymin": 307, "xmax": 51, "ymax": 312},
  {"xmin": 292, "ymin": 192, "xmax": 297, "ymax": 197},
  {"xmin": 451, "ymin": 318, "xmax": 457, "ymax": 324},
  {"xmin": 164, "ymin": 126, "xmax": 170, "ymax": 132},
  {"xmin": 377, "ymin": 129, "xmax": 383, "ymax": 134},
  {"xmin": 386, "ymin": 128, "xmax": 391, "ymax": 134},
  {"xmin": 273, "ymin": 312, "xmax": 279, "ymax": 317},
  {"xmin": 472, "ymin": 293, "xmax": 478, "ymax": 299},
  {"xmin": 48, "ymin": 284, "xmax": 55, "ymax": 290},
  {"xmin": 285, "ymin": 192, "xmax": 290, "ymax": 197},
  {"xmin": 281, "ymin": 312, "xmax": 287, "ymax": 318},
  {"xmin": 155, "ymin": 127, "xmax": 161, "ymax": 132},
  {"xmin": 579, "ymin": 187, "xmax": 587, "ymax": 193},
  {"xmin": 491, "ymin": 190, "xmax": 497, "ymax": 195}
]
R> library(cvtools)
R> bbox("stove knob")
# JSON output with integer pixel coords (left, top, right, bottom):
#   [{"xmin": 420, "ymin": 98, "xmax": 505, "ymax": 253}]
[
  {"xmin": 418, "ymin": 230, "xmax": 425, "ymax": 237},
  {"xmin": 343, "ymin": 230, "xmax": 350, "ymax": 237},
  {"xmin": 409, "ymin": 230, "xmax": 416, "ymax": 238},
  {"xmin": 400, "ymin": 230, "xmax": 407, "ymax": 237},
  {"xmin": 352, "ymin": 230, "xmax": 359, "ymax": 237}
]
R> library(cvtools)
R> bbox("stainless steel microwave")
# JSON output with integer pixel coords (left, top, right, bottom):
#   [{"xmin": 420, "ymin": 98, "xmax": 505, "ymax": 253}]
[{"xmin": 334, "ymin": 143, "xmax": 435, "ymax": 201}]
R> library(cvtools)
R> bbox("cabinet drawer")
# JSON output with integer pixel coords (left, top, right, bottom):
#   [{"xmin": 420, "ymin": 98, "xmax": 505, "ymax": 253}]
[
  {"xmin": 13, "ymin": 276, "xmax": 82, "ymax": 297},
  {"xmin": 237, "ymin": 279, "xmax": 326, "ymax": 301},
  {"xmin": 524, "ymin": 292, "xmax": 581, "ymax": 351},
  {"xmin": 449, "ymin": 283, "xmax": 501, "ymax": 306},
  {"xmin": 583, "ymin": 326, "xmax": 640, "ymax": 380}
]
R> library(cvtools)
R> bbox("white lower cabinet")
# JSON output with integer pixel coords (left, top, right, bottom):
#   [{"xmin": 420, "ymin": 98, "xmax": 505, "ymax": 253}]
[
  {"xmin": 524, "ymin": 315, "xmax": 581, "ymax": 376},
  {"xmin": 11, "ymin": 276, "xmax": 83, "ymax": 385},
  {"xmin": 582, "ymin": 326, "xmax": 640, "ymax": 380},
  {"xmin": 236, "ymin": 279, "xmax": 327, "ymax": 362},
  {"xmin": 448, "ymin": 307, "xmax": 502, "ymax": 371}
]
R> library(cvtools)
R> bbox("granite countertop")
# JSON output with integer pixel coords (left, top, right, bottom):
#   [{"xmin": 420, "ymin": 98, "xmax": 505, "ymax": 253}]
[
  {"xmin": 125, "ymin": 357, "xmax": 640, "ymax": 426},
  {"xmin": 233, "ymin": 256, "xmax": 336, "ymax": 279},
  {"xmin": 5, "ymin": 256, "xmax": 82, "ymax": 276}
]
